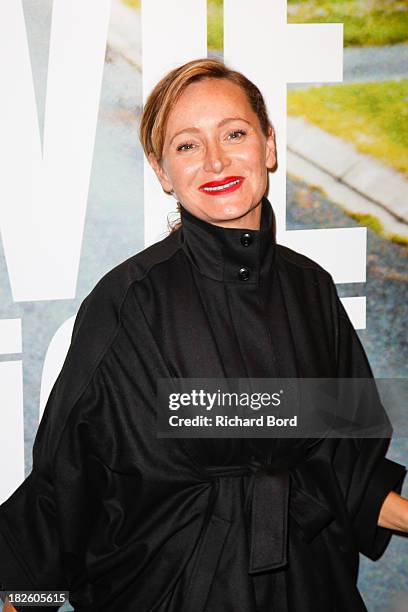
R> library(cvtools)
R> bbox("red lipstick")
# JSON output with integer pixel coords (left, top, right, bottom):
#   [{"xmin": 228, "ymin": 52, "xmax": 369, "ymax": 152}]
[{"xmin": 199, "ymin": 176, "xmax": 245, "ymax": 195}]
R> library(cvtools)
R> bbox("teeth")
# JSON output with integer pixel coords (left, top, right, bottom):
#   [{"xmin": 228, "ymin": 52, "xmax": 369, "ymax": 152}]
[{"xmin": 203, "ymin": 179, "xmax": 240, "ymax": 192}]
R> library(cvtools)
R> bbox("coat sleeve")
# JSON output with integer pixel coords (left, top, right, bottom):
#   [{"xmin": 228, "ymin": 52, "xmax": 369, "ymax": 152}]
[
  {"xmin": 0, "ymin": 388, "xmax": 97, "ymax": 611},
  {"xmin": 332, "ymin": 291, "xmax": 406, "ymax": 561},
  {"xmin": 0, "ymin": 285, "xmax": 122, "ymax": 611}
]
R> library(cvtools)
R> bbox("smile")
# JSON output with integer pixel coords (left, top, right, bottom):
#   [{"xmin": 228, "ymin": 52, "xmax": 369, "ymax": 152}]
[{"xmin": 199, "ymin": 176, "xmax": 245, "ymax": 195}]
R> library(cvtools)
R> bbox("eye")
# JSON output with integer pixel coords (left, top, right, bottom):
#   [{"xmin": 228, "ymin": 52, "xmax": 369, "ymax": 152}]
[
  {"xmin": 228, "ymin": 129, "xmax": 247, "ymax": 141},
  {"xmin": 176, "ymin": 142, "xmax": 196, "ymax": 152}
]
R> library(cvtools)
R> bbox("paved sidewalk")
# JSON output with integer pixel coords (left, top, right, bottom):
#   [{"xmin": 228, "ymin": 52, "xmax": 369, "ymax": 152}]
[
  {"xmin": 288, "ymin": 42, "xmax": 408, "ymax": 90},
  {"xmin": 342, "ymin": 43, "xmax": 408, "ymax": 83},
  {"xmin": 287, "ymin": 116, "xmax": 408, "ymax": 239}
]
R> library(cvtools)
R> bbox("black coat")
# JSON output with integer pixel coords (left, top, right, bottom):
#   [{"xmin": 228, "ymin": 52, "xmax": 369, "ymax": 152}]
[{"xmin": 0, "ymin": 198, "xmax": 406, "ymax": 611}]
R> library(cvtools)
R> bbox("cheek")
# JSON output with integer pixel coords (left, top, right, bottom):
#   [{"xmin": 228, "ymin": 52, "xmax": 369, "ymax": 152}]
[
  {"xmin": 168, "ymin": 158, "xmax": 200, "ymax": 187},
  {"xmin": 236, "ymin": 143, "xmax": 266, "ymax": 173}
]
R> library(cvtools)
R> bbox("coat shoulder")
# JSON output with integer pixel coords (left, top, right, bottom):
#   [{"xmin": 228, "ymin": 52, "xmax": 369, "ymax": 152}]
[
  {"xmin": 73, "ymin": 231, "xmax": 181, "ymax": 333},
  {"xmin": 88, "ymin": 230, "xmax": 181, "ymax": 304},
  {"xmin": 70, "ymin": 230, "xmax": 181, "ymax": 350},
  {"xmin": 275, "ymin": 243, "xmax": 333, "ymax": 281}
]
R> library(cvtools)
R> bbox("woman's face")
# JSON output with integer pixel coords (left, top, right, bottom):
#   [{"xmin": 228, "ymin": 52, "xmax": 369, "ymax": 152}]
[{"xmin": 149, "ymin": 78, "xmax": 276, "ymax": 229}]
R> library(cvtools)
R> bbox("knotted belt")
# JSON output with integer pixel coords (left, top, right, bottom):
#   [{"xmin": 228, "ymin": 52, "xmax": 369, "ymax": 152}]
[{"xmin": 204, "ymin": 458, "xmax": 334, "ymax": 575}]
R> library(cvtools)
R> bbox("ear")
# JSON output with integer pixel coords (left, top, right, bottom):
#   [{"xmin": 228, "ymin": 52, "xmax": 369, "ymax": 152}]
[
  {"xmin": 148, "ymin": 153, "xmax": 174, "ymax": 194},
  {"xmin": 265, "ymin": 125, "xmax": 277, "ymax": 170}
]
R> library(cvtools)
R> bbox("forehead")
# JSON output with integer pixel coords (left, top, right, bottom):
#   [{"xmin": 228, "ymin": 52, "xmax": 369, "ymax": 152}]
[{"xmin": 165, "ymin": 78, "xmax": 257, "ymax": 132}]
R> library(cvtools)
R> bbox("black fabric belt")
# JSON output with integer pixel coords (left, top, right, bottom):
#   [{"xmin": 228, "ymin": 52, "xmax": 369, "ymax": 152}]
[{"xmin": 204, "ymin": 459, "xmax": 334, "ymax": 574}]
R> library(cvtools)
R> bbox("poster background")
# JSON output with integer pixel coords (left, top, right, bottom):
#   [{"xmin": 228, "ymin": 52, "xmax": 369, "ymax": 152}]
[{"xmin": 0, "ymin": 1, "xmax": 407, "ymax": 610}]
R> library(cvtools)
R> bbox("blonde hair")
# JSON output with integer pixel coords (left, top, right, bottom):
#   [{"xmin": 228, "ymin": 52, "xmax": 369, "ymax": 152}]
[{"xmin": 139, "ymin": 58, "xmax": 273, "ymax": 232}]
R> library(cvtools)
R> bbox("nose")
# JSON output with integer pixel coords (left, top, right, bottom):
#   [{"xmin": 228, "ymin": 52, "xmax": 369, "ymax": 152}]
[{"xmin": 203, "ymin": 141, "xmax": 230, "ymax": 174}]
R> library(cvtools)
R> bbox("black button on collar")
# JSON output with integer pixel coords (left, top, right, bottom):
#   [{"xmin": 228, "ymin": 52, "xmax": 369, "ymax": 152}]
[
  {"xmin": 238, "ymin": 267, "xmax": 250, "ymax": 281},
  {"xmin": 241, "ymin": 232, "xmax": 253, "ymax": 247}
]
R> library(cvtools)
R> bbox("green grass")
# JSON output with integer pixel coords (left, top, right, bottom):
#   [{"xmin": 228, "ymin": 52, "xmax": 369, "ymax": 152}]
[
  {"xmin": 388, "ymin": 232, "xmax": 408, "ymax": 246},
  {"xmin": 122, "ymin": 0, "xmax": 140, "ymax": 8},
  {"xmin": 348, "ymin": 211, "xmax": 385, "ymax": 234},
  {"xmin": 288, "ymin": 1, "xmax": 408, "ymax": 47},
  {"xmin": 288, "ymin": 80, "xmax": 408, "ymax": 177},
  {"xmin": 208, "ymin": 0, "xmax": 223, "ymax": 50}
]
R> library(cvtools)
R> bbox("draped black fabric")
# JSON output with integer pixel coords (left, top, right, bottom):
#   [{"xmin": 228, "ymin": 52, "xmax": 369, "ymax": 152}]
[{"xmin": 0, "ymin": 197, "xmax": 406, "ymax": 612}]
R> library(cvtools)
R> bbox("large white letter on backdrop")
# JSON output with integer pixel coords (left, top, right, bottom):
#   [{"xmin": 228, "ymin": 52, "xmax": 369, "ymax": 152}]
[
  {"xmin": 0, "ymin": 0, "xmax": 110, "ymax": 501},
  {"xmin": 0, "ymin": 0, "xmax": 110, "ymax": 302},
  {"xmin": 142, "ymin": 0, "xmax": 366, "ymax": 324}
]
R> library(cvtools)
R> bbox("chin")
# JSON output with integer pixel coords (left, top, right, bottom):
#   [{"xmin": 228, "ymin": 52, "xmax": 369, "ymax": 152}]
[
  {"xmin": 200, "ymin": 196, "xmax": 254, "ymax": 220},
  {"xmin": 218, "ymin": 205, "xmax": 249, "ymax": 219},
  {"xmin": 218, "ymin": 201, "xmax": 258, "ymax": 221}
]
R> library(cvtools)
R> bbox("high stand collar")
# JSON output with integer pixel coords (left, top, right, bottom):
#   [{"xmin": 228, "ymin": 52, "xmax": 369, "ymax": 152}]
[{"xmin": 178, "ymin": 197, "xmax": 276, "ymax": 286}]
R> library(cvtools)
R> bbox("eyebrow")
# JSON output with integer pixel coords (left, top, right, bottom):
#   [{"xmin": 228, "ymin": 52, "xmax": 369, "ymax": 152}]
[{"xmin": 169, "ymin": 117, "xmax": 251, "ymax": 145}]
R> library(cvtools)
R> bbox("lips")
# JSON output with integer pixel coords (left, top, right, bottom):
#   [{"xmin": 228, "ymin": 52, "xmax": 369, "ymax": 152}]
[{"xmin": 199, "ymin": 176, "xmax": 245, "ymax": 195}]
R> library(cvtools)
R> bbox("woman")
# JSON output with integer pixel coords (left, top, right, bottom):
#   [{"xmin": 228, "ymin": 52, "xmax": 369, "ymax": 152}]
[{"xmin": 1, "ymin": 58, "xmax": 407, "ymax": 612}]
